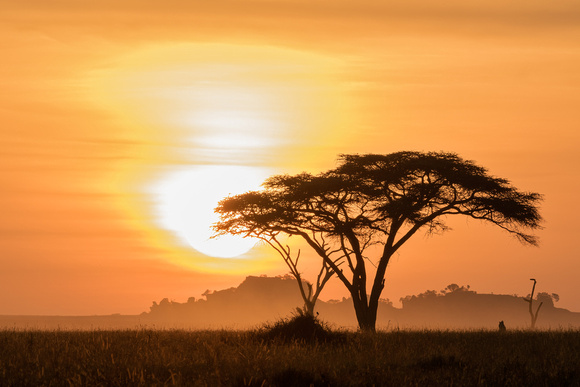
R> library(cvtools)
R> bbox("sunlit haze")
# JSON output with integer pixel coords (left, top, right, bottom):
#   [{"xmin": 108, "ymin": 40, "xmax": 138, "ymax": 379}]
[{"xmin": 1, "ymin": 0, "xmax": 579, "ymax": 316}]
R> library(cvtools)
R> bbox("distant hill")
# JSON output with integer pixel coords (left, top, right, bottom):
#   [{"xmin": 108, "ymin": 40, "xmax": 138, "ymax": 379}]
[
  {"xmin": 3, "ymin": 276, "xmax": 577, "ymax": 330},
  {"xmin": 146, "ymin": 275, "xmax": 306, "ymax": 329},
  {"xmin": 144, "ymin": 276, "xmax": 580, "ymax": 330}
]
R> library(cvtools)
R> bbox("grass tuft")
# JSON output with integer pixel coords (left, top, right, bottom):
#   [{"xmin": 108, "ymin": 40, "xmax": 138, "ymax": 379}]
[{"xmin": 255, "ymin": 313, "xmax": 345, "ymax": 344}]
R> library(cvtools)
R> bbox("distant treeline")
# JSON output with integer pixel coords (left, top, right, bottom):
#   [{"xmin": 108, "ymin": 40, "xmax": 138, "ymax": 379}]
[{"xmin": 145, "ymin": 276, "xmax": 580, "ymax": 330}]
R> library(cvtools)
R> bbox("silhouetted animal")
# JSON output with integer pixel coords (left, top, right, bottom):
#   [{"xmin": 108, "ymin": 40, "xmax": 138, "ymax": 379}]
[{"xmin": 498, "ymin": 320, "xmax": 506, "ymax": 331}]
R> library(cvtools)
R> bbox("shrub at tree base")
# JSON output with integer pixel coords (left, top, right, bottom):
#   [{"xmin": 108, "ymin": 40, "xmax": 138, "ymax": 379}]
[{"xmin": 256, "ymin": 313, "xmax": 345, "ymax": 344}]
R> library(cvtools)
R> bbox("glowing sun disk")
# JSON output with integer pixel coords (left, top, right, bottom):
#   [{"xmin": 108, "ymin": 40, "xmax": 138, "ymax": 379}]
[{"xmin": 151, "ymin": 165, "xmax": 269, "ymax": 258}]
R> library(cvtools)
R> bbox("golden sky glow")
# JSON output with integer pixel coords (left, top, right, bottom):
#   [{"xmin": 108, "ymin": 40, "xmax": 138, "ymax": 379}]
[{"xmin": 1, "ymin": 0, "xmax": 580, "ymax": 315}]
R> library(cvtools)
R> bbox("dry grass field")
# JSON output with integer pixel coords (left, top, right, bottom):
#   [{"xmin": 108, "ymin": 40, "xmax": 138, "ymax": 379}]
[{"xmin": 1, "ymin": 318, "xmax": 579, "ymax": 386}]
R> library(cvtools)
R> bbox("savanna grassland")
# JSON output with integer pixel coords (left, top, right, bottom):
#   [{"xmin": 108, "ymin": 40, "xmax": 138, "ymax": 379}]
[{"xmin": 1, "ymin": 325, "xmax": 579, "ymax": 386}]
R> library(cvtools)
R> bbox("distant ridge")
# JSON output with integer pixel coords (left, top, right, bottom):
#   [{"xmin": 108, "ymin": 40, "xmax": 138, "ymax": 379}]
[
  {"xmin": 144, "ymin": 276, "xmax": 580, "ymax": 330},
  {"xmin": 2, "ymin": 276, "xmax": 578, "ymax": 330}
]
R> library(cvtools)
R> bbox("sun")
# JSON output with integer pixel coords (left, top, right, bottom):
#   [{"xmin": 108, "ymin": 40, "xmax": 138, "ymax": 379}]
[{"xmin": 151, "ymin": 165, "xmax": 270, "ymax": 258}]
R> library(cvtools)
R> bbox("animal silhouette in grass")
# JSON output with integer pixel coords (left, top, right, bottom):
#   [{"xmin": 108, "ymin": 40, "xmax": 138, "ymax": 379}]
[{"xmin": 214, "ymin": 152, "xmax": 543, "ymax": 331}]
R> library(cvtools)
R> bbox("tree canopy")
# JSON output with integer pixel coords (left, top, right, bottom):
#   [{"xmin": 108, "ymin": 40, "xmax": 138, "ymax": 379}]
[{"xmin": 214, "ymin": 151, "xmax": 543, "ymax": 331}]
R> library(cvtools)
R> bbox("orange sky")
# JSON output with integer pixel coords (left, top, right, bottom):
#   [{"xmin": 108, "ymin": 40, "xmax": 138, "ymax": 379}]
[{"xmin": 2, "ymin": 0, "xmax": 580, "ymax": 315}]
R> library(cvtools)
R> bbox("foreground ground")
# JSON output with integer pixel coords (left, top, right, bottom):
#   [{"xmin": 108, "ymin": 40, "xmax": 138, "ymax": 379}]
[{"xmin": 1, "ymin": 328, "xmax": 579, "ymax": 386}]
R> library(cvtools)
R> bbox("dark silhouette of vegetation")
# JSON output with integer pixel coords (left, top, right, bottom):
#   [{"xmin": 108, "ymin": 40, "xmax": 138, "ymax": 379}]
[
  {"xmin": 268, "ymin": 367, "xmax": 333, "ymax": 387},
  {"xmin": 499, "ymin": 320, "xmax": 506, "ymax": 331},
  {"xmin": 256, "ymin": 310, "xmax": 345, "ymax": 344},
  {"xmin": 214, "ymin": 152, "xmax": 543, "ymax": 331},
  {"xmin": 524, "ymin": 278, "xmax": 543, "ymax": 329}
]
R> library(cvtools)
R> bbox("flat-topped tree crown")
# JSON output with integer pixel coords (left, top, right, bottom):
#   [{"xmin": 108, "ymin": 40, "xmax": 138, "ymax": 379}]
[{"xmin": 331, "ymin": 152, "xmax": 543, "ymax": 245}]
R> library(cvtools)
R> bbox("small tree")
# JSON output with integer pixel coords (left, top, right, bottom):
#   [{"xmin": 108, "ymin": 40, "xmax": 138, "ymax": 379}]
[
  {"xmin": 213, "ymin": 191, "xmax": 341, "ymax": 316},
  {"xmin": 215, "ymin": 152, "xmax": 543, "ymax": 331},
  {"xmin": 259, "ymin": 234, "xmax": 336, "ymax": 316}
]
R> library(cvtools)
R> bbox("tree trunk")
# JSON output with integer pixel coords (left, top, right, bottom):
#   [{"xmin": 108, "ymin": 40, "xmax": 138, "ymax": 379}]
[
  {"xmin": 351, "ymin": 291, "xmax": 378, "ymax": 332},
  {"xmin": 304, "ymin": 300, "xmax": 315, "ymax": 316},
  {"xmin": 351, "ymin": 249, "xmax": 392, "ymax": 332},
  {"xmin": 357, "ymin": 310, "xmax": 377, "ymax": 332}
]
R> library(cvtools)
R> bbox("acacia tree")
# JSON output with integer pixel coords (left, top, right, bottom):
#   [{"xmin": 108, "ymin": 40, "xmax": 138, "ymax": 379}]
[{"xmin": 214, "ymin": 152, "xmax": 543, "ymax": 331}]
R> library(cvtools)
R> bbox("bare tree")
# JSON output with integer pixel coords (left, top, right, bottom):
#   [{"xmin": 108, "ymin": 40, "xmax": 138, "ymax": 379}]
[
  {"xmin": 523, "ymin": 278, "xmax": 543, "ymax": 329},
  {"xmin": 258, "ymin": 233, "xmax": 336, "ymax": 316}
]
